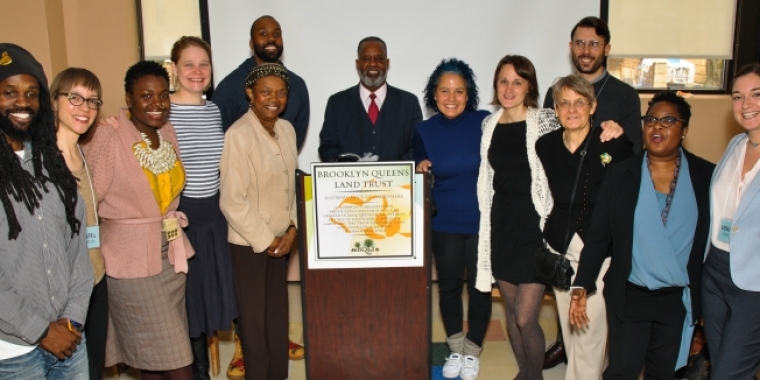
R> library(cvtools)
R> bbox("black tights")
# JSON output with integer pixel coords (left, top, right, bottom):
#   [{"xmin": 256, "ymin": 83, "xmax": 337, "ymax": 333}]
[{"xmin": 498, "ymin": 280, "xmax": 545, "ymax": 380}]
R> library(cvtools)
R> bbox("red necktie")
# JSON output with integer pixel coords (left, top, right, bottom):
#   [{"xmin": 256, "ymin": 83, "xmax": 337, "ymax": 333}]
[{"xmin": 368, "ymin": 93, "xmax": 379, "ymax": 125}]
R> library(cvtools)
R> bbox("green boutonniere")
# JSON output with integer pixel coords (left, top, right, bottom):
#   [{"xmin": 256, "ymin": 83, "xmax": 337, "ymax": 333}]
[{"xmin": 600, "ymin": 152, "xmax": 612, "ymax": 166}]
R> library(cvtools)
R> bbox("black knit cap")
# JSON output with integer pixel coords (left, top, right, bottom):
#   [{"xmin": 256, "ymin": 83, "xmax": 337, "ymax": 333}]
[{"xmin": 0, "ymin": 43, "xmax": 49, "ymax": 90}]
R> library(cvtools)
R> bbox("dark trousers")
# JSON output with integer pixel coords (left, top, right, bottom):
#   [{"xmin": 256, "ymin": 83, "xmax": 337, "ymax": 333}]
[
  {"xmin": 85, "ymin": 278, "xmax": 108, "ymax": 380},
  {"xmin": 432, "ymin": 231, "xmax": 492, "ymax": 346},
  {"xmin": 604, "ymin": 283, "xmax": 685, "ymax": 380},
  {"xmin": 702, "ymin": 245, "xmax": 760, "ymax": 379},
  {"xmin": 230, "ymin": 243, "xmax": 288, "ymax": 380}
]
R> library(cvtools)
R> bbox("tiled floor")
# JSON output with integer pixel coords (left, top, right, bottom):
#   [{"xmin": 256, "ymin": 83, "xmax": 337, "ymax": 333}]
[{"xmin": 106, "ymin": 282, "xmax": 568, "ymax": 380}]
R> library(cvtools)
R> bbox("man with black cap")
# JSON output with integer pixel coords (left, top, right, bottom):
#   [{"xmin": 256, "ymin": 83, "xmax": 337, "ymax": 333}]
[{"xmin": 0, "ymin": 43, "xmax": 92, "ymax": 379}]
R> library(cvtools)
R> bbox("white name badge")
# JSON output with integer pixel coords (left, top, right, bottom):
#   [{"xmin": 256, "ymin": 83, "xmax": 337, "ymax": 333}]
[
  {"xmin": 718, "ymin": 218, "xmax": 732, "ymax": 244},
  {"xmin": 87, "ymin": 226, "xmax": 100, "ymax": 249},
  {"xmin": 87, "ymin": 226, "xmax": 101, "ymax": 249}
]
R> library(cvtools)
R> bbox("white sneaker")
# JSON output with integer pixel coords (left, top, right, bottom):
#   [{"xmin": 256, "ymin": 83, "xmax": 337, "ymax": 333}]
[
  {"xmin": 442, "ymin": 353, "xmax": 463, "ymax": 379},
  {"xmin": 460, "ymin": 355, "xmax": 480, "ymax": 380}
]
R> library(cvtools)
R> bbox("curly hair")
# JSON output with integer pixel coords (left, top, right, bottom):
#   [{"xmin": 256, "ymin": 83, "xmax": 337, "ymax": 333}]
[
  {"xmin": 124, "ymin": 60, "xmax": 170, "ymax": 94},
  {"xmin": 647, "ymin": 91, "xmax": 692, "ymax": 127},
  {"xmin": 0, "ymin": 81, "xmax": 80, "ymax": 239},
  {"xmin": 423, "ymin": 58, "xmax": 479, "ymax": 113}
]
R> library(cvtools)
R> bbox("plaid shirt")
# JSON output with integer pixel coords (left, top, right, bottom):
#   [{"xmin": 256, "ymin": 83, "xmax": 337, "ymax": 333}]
[{"xmin": 0, "ymin": 143, "xmax": 92, "ymax": 347}]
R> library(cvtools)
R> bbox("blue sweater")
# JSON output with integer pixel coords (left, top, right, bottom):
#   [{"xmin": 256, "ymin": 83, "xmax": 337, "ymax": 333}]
[{"xmin": 414, "ymin": 110, "xmax": 490, "ymax": 234}]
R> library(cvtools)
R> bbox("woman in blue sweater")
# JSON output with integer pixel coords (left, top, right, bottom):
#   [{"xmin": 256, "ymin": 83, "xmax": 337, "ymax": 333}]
[{"xmin": 414, "ymin": 58, "xmax": 491, "ymax": 380}]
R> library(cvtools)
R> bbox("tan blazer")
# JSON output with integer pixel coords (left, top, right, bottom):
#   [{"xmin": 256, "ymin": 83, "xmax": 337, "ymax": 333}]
[{"xmin": 220, "ymin": 109, "xmax": 298, "ymax": 252}]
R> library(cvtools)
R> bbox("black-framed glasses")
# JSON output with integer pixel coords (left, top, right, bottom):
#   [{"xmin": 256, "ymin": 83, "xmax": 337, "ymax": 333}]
[
  {"xmin": 641, "ymin": 115, "xmax": 685, "ymax": 128},
  {"xmin": 57, "ymin": 91, "xmax": 103, "ymax": 110}
]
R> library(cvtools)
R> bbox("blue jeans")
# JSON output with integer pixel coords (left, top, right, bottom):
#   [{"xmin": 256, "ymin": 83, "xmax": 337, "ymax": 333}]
[{"xmin": 0, "ymin": 335, "xmax": 89, "ymax": 380}]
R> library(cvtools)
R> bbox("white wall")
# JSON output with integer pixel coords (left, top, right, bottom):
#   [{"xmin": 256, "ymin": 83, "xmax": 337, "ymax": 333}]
[{"xmin": 209, "ymin": 0, "xmax": 599, "ymax": 169}]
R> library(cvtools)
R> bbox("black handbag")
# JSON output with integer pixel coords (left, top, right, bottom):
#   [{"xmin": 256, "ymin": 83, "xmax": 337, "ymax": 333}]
[{"xmin": 534, "ymin": 127, "xmax": 594, "ymax": 290}]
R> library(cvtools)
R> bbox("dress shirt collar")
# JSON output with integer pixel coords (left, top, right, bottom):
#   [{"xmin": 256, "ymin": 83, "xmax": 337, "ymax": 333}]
[{"xmin": 359, "ymin": 82, "xmax": 388, "ymax": 112}]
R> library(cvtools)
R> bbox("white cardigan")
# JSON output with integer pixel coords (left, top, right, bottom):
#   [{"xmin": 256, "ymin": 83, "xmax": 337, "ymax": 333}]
[{"xmin": 475, "ymin": 107, "xmax": 560, "ymax": 292}]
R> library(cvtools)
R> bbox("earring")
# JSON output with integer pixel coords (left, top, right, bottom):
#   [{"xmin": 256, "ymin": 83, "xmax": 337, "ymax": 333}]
[{"xmin": 682, "ymin": 135, "xmax": 685, "ymax": 139}]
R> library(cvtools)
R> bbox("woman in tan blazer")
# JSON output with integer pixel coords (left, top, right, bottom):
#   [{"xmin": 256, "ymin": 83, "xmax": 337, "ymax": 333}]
[{"xmin": 219, "ymin": 63, "xmax": 297, "ymax": 380}]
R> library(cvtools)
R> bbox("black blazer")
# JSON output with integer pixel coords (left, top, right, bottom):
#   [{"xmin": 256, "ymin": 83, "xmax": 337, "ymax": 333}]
[
  {"xmin": 573, "ymin": 149, "xmax": 715, "ymax": 323},
  {"xmin": 318, "ymin": 84, "xmax": 422, "ymax": 162}
]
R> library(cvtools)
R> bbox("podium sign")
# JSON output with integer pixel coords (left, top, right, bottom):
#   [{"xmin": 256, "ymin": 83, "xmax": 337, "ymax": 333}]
[
  {"xmin": 308, "ymin": 162, "xmax": 423, "ymax": 269},
  {"xmin": 297, "ymin": 165, "xmax": 431, "ymax": 380}
]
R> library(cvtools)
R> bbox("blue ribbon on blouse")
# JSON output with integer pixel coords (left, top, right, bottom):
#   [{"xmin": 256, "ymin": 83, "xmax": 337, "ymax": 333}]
[{"xmin": 630, "ymin": 150, "xmax": 697, "ymax": 369}]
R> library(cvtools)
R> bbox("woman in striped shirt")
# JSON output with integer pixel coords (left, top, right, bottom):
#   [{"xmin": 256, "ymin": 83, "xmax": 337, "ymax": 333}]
[{"xmin": 168, "ymin": 36, "xmax": 237, "ymax": 380}]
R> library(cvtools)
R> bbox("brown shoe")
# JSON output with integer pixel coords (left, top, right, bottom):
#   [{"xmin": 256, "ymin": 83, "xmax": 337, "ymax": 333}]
[
  {"xmin": 289, "ymin": 340, "xmax": 305, "ymax": 360},
  {"xmin": 226, "ymin": 333, "xmax": 245, "ymax": 380},
  {"xmin": 543, "ymin": 341, "xmax": 567, "ymax": 369}
]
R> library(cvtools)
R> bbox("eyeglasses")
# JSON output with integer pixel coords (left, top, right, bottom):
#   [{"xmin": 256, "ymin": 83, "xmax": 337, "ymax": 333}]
[
  {"xmin": 573, "ymin": 39, "xmax": 603, "ymax": 52},
  {"xmin": 57, "ymin": 91, "xmax": 103, "ymax": 110},
  {"xmin": 641, "ymin": 115, "xmax": 685, "ymax": 128},
  {"xmin": 556, "ymin": 99, "xmax": 592, "ymax": 110}
]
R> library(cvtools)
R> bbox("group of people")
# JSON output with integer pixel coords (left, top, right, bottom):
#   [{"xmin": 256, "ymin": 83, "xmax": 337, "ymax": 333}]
[
  {"xmin": 1, "ymin": 12, "xmax": 760, "ymax": 380},
  {"xmin": 412, "ymin": 16, "xmax": 760, "ymax": 380}
]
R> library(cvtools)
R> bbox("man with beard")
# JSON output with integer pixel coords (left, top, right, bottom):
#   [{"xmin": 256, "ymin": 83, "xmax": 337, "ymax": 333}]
[
  {"xmin": 0, "ymin": 43, "xmax": 92, "ymax": 378},
  {"xmin": 214, "ymin": 16, "xmax": 309, "ymax": 380},
  {"xmin": 318, "ymin": 36, "xmax": 423, "ymax": 162},
  {"xmin": 543, "ymin": 16, "xmax": 641, "ymax": 152},
  {"xmin": 541, "ymin": 16, "xmax": 641, "ymax": 377},
  {"xmin": 214, "ymin": 15, "xmax": 310, "ymax": 150}
]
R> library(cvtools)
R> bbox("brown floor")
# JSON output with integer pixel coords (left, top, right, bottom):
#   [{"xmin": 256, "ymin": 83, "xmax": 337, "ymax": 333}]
[{"xmin": 106, "ymin": 282, "xmax": 570, "ymax": 380}]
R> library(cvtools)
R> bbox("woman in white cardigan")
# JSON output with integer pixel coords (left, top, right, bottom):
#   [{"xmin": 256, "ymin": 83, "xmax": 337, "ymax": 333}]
[{"xmin": 476, "ymin": 55, "xmax": 620, "ymax": 379}]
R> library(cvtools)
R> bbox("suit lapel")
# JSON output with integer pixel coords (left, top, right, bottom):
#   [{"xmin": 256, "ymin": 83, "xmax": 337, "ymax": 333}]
[
  {"xmin": 734, "ymin": 170, "xmax": 760, "ymax": 222},
  {"xmin": 620, "ymin": 154, "xmax": 644, "ymax": 256}
]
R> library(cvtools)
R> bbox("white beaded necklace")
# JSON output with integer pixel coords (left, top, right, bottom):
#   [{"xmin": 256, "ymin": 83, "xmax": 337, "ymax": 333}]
[{"xmin": 133, "ymin": 130, "xmax": 177, "ymax": 175}]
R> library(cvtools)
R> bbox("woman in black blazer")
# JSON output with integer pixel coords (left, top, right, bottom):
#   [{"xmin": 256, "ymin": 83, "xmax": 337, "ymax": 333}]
[{"xmin": 568, "ymin": 91, "xmax": 715, "ymax": 379}]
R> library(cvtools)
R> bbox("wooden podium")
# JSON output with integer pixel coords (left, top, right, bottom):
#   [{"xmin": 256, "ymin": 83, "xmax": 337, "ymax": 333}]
[{"xmin": 296, "ymin": 169, "xmax": 432, "ymax": 380}]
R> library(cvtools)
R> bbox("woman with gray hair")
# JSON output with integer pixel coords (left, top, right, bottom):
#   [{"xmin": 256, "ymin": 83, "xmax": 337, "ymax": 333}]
[
  {"xmin": 219, "ymin": 62, "xmax": 297, "ymax": 380},
  {"xmin": 536, "ymin": 74, "xmax": 633, "ymax": 380}
]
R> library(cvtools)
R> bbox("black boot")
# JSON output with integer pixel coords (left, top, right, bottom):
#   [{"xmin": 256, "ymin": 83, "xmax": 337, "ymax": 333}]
[
  {"xmin": 543, "ymin": 341, "xmax": 567, "ymax": 369},
  {"xmin": 190, "ymin": 335, "xmax": 211, "ymax": 380}
]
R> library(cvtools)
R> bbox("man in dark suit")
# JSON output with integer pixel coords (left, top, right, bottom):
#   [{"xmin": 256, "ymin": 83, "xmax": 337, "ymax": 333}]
[{"xmin": 318, "ymin": 36, "xmax": 423, "ymax": 162}]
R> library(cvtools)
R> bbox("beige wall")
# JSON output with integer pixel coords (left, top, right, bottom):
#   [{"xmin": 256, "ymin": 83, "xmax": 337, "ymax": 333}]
[
  {"xmin": 640, "ymin": 94, "xmax": 743, "ymax": 164},
  {"xmin": 0, "ymin": 0, "xmax": 139, "ymax": 117}
]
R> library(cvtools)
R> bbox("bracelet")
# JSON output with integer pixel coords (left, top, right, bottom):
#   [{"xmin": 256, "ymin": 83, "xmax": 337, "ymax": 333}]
[{"xmin": 68, "ymin": 319, "xmax": 84, "ymax": 332}]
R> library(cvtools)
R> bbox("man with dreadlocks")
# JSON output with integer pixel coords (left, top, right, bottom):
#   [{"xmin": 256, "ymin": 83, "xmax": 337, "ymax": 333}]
[{"xmin": 0, "ymin": 43, "xmax": 92, "ymax": 379}]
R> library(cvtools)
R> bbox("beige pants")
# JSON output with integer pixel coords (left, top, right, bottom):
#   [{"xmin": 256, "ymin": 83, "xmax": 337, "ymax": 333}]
[{"xmin": 553, "ymin": 234, "xmax": 611, "ymax": 380}]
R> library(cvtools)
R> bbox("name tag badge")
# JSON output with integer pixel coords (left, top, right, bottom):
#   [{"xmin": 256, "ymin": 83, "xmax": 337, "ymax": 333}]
[
  {"xmin": 162, "ymin": 217, "xmax": 180, "ymax": 242},
  {"xmin": 718, "ymin": 218, "xmax": 732, "ymax": 244},
  {"xmin": 86, "ymin": 226, "xmax": 101, "ymax": 249}
]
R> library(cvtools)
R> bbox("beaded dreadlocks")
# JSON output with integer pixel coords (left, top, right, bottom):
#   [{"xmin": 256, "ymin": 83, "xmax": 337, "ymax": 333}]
[{"xmin": 0, "ymin": 77, "xmax": 80, "ymax": 240}]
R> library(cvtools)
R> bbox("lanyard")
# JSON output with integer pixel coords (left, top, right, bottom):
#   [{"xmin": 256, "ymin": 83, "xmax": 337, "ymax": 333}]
[
  {"xmin": 646, "ymin": 149, "xmax": 681, "ymax": 226},
  {"xmin": 78, "ymin": 145, "xmax": 98, "ymax": 226}
]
